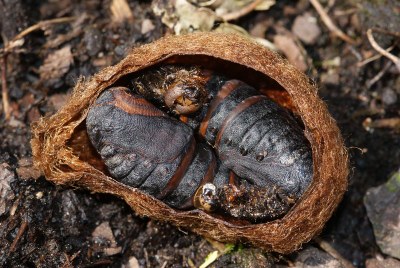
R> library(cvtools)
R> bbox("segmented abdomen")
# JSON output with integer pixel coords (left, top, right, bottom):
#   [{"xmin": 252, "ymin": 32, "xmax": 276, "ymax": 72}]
[
  {"xmin": 199, "ymin": 79, "xmax": 313, "ymax": 198},
  {"xmin": 86, "ymin": 87, "xmax": 224, "ymax": 209}
]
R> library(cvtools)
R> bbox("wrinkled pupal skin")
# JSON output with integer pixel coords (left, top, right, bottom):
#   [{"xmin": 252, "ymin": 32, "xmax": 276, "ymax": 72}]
[
  {"xmin": 86, "ymin": 87, "xmax": 220, "ymax": 209},
  {"xmin": 86, "ymin": 65, "xmax": 313, "ymax": 222},
  {"xmin": 196, "ymin": 77, "xmax": 313, "ymax": 198}
]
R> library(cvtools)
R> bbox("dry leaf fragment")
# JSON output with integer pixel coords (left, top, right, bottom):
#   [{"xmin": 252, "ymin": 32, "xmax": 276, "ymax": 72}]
[
  {"xmin": 273, "ymin": 34, "xmax": 308, "ymax": 72},
  {"xmin": 292, "ymin": 13, "xmax": 321, "ymax": 45},
  {"xmin": 215, "ymin": 0, "xmax": 275, "ymax": 16},
  {"xmin": 110, "ymin": 0, "xmax": 134, "ymax": 23},
  {"xmin": 173, "ymin": 0, "xmax": 218, "ymax": 34},
  {"xmin": 253, "ymin": 0, "xmax": 275, "ymax": 10},
  {"xmin": 39, "ymin": 45, "xmax": 73, "ymax": 82},
  {"xmin": 153, "ymin": 0, "xmax": 218, "ymax": 34}
]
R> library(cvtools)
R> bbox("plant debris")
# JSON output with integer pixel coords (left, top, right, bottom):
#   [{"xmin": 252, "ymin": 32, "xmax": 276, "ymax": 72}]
[{"xmin": 39, "ymin": 45, "xmax": 73, "ymax": 86}]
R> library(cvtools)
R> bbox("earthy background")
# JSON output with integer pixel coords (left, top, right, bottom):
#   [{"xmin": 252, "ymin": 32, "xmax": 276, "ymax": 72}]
[{"xmin": 1, "ymin": 0, "xmax": 399, "ymax": 267}]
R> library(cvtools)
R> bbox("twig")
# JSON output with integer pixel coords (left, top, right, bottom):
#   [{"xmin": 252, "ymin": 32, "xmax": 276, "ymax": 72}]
[
  {"xmin": 366, "ymin": 28, "xmax": 400, "ymax": 72},
  {"xmin": 333, "ymin": 8, "xmax": 358, "ymax": 17},
  {"xmin": 221, "ymin": 0, "xmax": 263, "ymax": 21},
  {"xmin": 9, "ymin": 220, "xmax": 29, "ymax": 253},
  {"xmin": 1, "ymin": 55, "xmax": 10, "ymax": 120},
  {"xmin": 357, "ymin": 45, "xmax": 395, "ymax": 67},
  {"xmin": 1, "ymin": 17, "xmax": 76, "ymax": 55},
  {"xmin": 372, "ymin": 27, "xmax": 400, "ymax": 38},
  {"xmin": 13, "ymin": 17, "xmax": 76, "ymax": 43},
  {"xmin": 314, "ymin": 237, "xmax": 355, "ymax": 268},
  {"xmin": 309, "ymin": 0, "xmax": 357, "ymax": 45},
  {"xmin": 144, "ymin": 248, "xmax": 150, "ymax": 268},
  {"xmin": 61, "ymin": 250, "xmax": 81, "ymax": 268},
  {"xmin": 44, "ymin": 14, "xmax": 87, "ymax": 49},
  {"xmin": 366, "ymin": 117, "xmax": 400, "ymax": 130},
  {"xmin": 366, "ymin": 60, "xmax": 392, "ymax": 88}
]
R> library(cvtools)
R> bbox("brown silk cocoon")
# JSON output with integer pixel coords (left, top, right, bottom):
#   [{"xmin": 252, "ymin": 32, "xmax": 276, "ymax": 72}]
[{"xmin": 31, "ymin": 32, "xmax": 349, "ymax": 253}]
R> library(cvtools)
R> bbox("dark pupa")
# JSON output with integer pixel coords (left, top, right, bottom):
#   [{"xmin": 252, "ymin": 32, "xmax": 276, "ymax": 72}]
[{"xmin": 86, "ymin": 65, "xmax": 313, "ymax": 222}]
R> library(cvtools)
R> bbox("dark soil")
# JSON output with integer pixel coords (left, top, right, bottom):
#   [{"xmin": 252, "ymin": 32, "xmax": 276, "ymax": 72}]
[{"xmin": 1, "ymin": 0, "xmax": 399, "ymax": 267}]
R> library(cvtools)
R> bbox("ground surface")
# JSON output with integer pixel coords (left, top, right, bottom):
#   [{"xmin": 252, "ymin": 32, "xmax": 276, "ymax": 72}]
[{"xmin": 0, "ymin": 0, "xmax": 399, "ymax": 267}]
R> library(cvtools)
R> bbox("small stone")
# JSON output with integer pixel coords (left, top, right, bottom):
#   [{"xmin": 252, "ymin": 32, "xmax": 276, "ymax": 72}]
[
  {"xmin": 39, "ymin": 45, "xmax": 73, "ymax": 84},
  {"xmin": 0, "ymin": 163, "xmax": 16, "ymax": 216},
  {"xmin": 321, "ymin": 72, "xmax": 340, "ymax": 85},
  {"xmin": 364, "ymin": 171, "xmax": 400, "ymax": 259},
  {"xmin": 61, "ymin": 190, "xmax": 88, "ymax": 236},
  {"xmin": 381, "ymin": 88, "xmax": 398, "ymax": 106},
  {"xmin": 292, "ymin": 13, "xmax": 321, "ymax": 45},
  {"xmin": 8, "ymin": 117, "xmax": 25, "ymax": 128},
  {"xmin": 92, "ymin": 221, "xmax": 122, "ymax": 256},
  {"xmin": 92, "ymin": 222, "xmax": 115, "ymax": 242},
  {"xmin": 84, "ymin": 27, "xmax": 103, "ymax": 57},
  {"xmin": 17, "ymin": 157, "xmax": 41, "ymax": 180},
  {"xmin": 35, "ymin": 191, "xmax": 43, "ymax": 199},
  {"xmin": 294, "ymin": 246, "xmax": 344, "ymax": 268},
  {"xmin": 141, "ymin": 19, "xmax": 155, "ymax": 34},
  {"xmin": 125, "ymin": 257, "xmax": 140, "ymax": 268},
  {"xmin": 366, "ymin": 257, "xmax": 400, "ymax": 268},
  {"xmin": 114, "ymin": 45, "xmax": 127, "ymax": 57}
]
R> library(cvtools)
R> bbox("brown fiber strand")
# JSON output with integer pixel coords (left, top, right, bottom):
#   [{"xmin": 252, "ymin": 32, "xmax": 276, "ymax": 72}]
[{"xmin": 31, "ymin": 32, "xmax": 349, "ymax": 253}]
